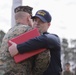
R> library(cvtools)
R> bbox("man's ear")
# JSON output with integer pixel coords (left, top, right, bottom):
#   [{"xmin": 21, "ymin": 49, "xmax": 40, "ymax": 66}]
[
  {"xmin": 48, "ymin": 22, "xmax": 51, "ymax": 27},
  {"xmin": 27, "ymin": 15, "xmax": 31, "ymax": 22},
  {"xmin": 28, "ymin": 17, "xmax": 33, "ymax": 27}
]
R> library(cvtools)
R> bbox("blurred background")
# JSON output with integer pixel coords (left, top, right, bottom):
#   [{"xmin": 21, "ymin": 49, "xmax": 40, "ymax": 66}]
[{"xmin": 0, "ymin": 0, "xmax": 76, "ymax": 74}]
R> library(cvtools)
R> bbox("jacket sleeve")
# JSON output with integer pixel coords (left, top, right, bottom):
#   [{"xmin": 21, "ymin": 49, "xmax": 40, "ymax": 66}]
[
  {"xmin": 17, "ymin": 35, "xmax": 48, "ymax": 54},
  {"xmin": 17, "ymin": 33, "xmax": 60, "ymax": 54}
]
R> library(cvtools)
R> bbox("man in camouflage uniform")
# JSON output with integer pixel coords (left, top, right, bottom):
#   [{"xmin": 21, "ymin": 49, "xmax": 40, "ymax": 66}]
[
  {"xmin": 0, "ymin": 6, "xmax": 50, "ymax": 75},
  {"xmin": 62, "ymin": 63, "xmax": 74, "ymax": 75}
]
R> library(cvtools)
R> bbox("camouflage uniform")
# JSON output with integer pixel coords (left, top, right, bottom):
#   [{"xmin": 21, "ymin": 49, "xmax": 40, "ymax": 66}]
[
  {"xmin": 32, "ymin": 49, "xmax": 50, "ymax": 75},
  {"xmin": 0, "ymin": 24, "xmax": 33, "ymax": 75},
  {"xmin": 62, "ymin": 71, "xmax": 74, "ymax": 75},
  {"xmin": 0, "ymin": 24, "xmax": 50, "ymax": 75}
]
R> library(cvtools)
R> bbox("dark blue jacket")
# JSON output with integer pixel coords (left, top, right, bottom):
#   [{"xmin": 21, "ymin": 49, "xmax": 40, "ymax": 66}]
[{"xmin": 17, "ymin": 32, "xmax": 62, "ymax": 75}]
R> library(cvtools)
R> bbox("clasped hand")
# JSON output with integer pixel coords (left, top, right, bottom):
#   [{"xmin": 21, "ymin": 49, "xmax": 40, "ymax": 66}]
[{"xmin": 8, "ymin": 41, "xmax": 19, "ymax": 57}]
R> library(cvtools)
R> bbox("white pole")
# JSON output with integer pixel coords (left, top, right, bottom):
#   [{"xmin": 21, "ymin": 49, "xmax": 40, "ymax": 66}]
[{"xmin": 11, "ymin": 0, "xmax": 22, "ymax": 27}]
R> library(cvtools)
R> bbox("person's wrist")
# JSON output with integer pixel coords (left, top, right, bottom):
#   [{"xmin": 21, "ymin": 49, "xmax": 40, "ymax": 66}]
[{"xmin": 14, "ymin": 44, "xmax": 19, "ymax": 56}]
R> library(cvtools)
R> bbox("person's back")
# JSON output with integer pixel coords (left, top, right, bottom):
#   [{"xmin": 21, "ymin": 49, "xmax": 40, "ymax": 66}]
[
  {"xmin": 0, "ymin": 6, "xmax": 34, "ymax": 75},
  {"xmin": 0, "ymin": 24, "xmax": 33, "ymax": 75}
]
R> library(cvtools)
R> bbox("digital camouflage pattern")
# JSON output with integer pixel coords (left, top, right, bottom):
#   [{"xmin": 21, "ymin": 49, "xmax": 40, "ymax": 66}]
[
  {"xmin": 32, "ymin": 49, "xmax": 50, "ymax": 75},
  {"xmin": 0, "ymin": 24, "xmax": 50, "ymax": 75}
]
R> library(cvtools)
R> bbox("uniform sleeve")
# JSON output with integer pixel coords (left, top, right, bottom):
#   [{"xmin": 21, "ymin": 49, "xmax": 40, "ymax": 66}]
[{"xmin": 17, "ymin": 33, "xmax": 60, "ymax": 54}]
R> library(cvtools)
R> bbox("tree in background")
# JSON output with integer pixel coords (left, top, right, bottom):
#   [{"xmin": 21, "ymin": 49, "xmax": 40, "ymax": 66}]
[
  {"xmin": 61, "ymin": 38, "xmax": 76, "ymax": 73},
  {"xmin": 0, "ymin": 30, "xmax": 5, "ymax": 47}
]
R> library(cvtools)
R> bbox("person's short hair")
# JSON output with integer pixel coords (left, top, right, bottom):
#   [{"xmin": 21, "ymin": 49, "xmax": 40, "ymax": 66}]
[
  {"xmin": 65, "ymin": 62, "xmax": 70, "ymax": 66},
  {"xmin": 32, "ymin": 10, "xmax": 52, "ymax": 22},
  {"xmin": 14, "ymin": 6, "xmax": 33, "ymax": 16}
]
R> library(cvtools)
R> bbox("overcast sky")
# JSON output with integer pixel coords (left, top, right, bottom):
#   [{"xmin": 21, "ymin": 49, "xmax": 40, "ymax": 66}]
[{"xmin": 0, "ymin": 0, "xmax": 76, "ymax": 40}]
